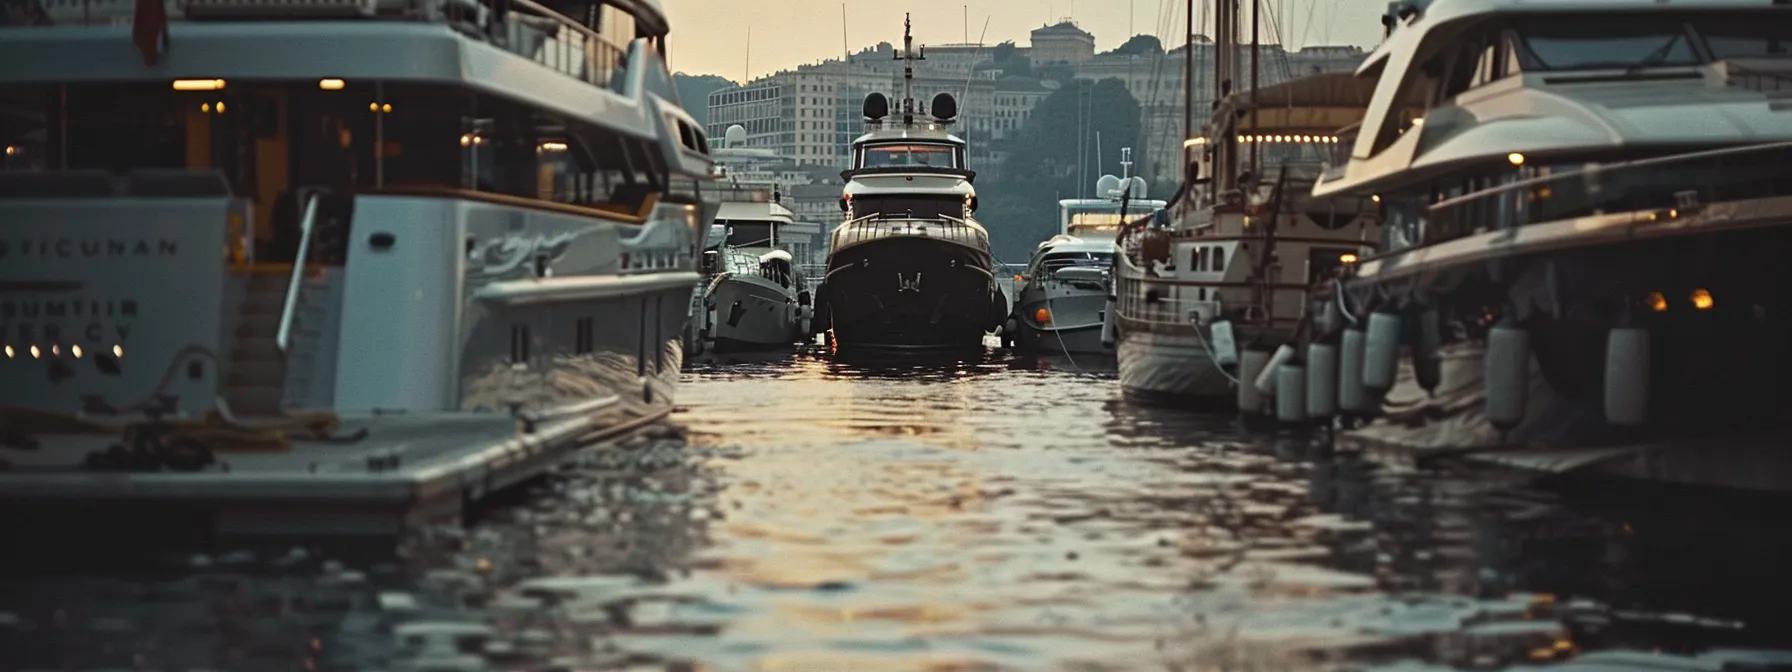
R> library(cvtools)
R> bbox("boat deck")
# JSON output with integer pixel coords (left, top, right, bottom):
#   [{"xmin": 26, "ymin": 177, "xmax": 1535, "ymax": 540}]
[{"xmin": 0, "ymin": 405, "xmax": 665, "ymax": 538}]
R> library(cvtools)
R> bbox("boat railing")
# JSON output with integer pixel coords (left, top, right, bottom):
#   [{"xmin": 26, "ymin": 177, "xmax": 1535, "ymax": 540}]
[
  {"xmin": 30, "ymin": 0, "xmax": 631, "ymax": 91},
  {"xmin": 276, "ymin": 193, "xmax": 320, "ymax": 354},
  {"xmin": 1721, "ymin": 61, "xmax": 1792, "ymax": 96},
  {"xmin": 1422, "ymin": 140, "xmax": 1792, "ymax": 248},
  {"xmin": 832, "ymin": 213, "xmax": 989, "ymax": 252}
]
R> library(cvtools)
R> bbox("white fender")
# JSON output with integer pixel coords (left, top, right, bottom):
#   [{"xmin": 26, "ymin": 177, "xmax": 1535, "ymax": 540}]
[
  {"xmin": 1255, "ymin": 343, "xmax": 1296, "ymax": 395},
  {"xmin": 1485, "ymin": 319, "xmax": 1530, "ymax": 430},
  {"xmin": 1238, "ymin": 348, "xmax": 1270, "ymax": 415},
  {"xmin": 1339, "ymin": 326, "xmax": 1371, "ymax": 413},
  {"xmin": 1099, "ymin": 298, "xmax": 1117, "ymax": 348},
  {"xmin": 1276, "ymin": 361, "xmax": 1308, "ymax": 423},
  {"xmin": 1605, "ymin": 326, "xmax": 1650, "ymax": 426},
  {"xmin": 1306, "ymin": 341, "xmax": 1339, "ymax": 419},
  {"xmin": 1363, "ymin": 311, "xmax": 1403, "ymax": 391}
]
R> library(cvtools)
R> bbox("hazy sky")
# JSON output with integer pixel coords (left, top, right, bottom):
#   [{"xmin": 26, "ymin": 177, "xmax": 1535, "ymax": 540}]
[{"xmin": 662, "ymin": 0, "xmax": 1393, "ymax": 82}]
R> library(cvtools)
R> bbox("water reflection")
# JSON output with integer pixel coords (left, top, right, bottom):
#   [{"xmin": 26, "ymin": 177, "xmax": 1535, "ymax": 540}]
[{"xmin": 1, "ymin": 350, "xmax": 1790, "ymax": 671}]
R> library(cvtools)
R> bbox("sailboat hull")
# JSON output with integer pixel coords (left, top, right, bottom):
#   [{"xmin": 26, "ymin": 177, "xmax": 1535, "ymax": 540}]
[{"xmin": 822, "ymin": 237, "xmax": 1004, "ymax": 351}]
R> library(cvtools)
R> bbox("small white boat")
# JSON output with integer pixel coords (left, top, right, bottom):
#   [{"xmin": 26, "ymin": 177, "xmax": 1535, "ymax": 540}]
[{"xmin": 700, "ymin": 201, "xmax": 809, "ymax": 351}]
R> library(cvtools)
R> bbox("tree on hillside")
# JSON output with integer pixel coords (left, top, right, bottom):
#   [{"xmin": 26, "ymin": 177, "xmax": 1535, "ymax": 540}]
[
  {"xmin": 974, "ymin": 78, "xmax": 1144, "ymax": 262},
  {"xmin": 673, "ymin": 73, "xmax": 734, "ymax": 128},
  {"xmin": 1106, "ymin": 34, "xmax": 1164, "ymax": 56},
  {"xmin": 983, "ymin": 40, "xmax": 1032, "ymax": 78}
]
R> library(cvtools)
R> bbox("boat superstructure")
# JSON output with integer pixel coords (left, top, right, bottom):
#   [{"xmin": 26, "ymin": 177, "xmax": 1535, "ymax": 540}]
[
  {"xmin": 0, "ymin": 0, "xmax": 715, "ymax": 534},
  {"xmin": 699, "ymin": 185, "xmax": 808, "ymax": 351},
  {"xmin": 1298, "ymin": 0, "xmax": 1792, "ymax": 488},
  {"xmin": 816, "ymin": 14, "xmax": 1006, "ymax": 351},
  {"xmin": 685, "ymin": 124, "xmax": 809, "ymax": 353},
  {"xmin": 1112, "ymin": 0, "xmax": 1382, "ymax": 407},
  {"xmin": 1006, "ymin": 153, "xmax": 1165, "ymax": 356}
]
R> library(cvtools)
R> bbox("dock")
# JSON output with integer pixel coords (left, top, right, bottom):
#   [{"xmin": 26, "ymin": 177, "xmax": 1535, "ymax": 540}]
[{"xmin": 0, "ymin": 405, "xmax": 667, "ymax": 539}]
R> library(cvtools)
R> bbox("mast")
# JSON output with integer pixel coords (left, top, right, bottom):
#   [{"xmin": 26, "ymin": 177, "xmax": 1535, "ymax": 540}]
[
  {"xmin": 1215, "ymin": 0, "xmax": 1239, "ymax": 195},
  {"xmin": 1182, "ymin": 0, "xmax": 1194, "ymax": 179},
  {"xmin": 895, "ymin": 13, "xmax": 924, "ymax": 126},
  {"xmin": 1250, "ymin": 0, "xmax": 1260, "ymax": 174}
]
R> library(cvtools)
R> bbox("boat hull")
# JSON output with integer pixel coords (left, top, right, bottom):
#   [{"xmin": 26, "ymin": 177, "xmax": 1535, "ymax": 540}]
[
  {"xmin": 705, "ymin": 274, "xmax": 800, "ymax": 351},
  {"xmin": 1115, "ymin": 328, "xmax": 1236, "ymax": 405},
  {"xmin": 1011, "ymin": 284, "xmax": 1113, "ymax": 355},
  {"xmin": 823, "ymin": 237, "xmax": 1004, "ymax": 350}
]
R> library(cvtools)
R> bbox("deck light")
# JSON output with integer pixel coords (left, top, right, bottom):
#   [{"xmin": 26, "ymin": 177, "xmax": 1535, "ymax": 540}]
[
  {"xmin": 173, "ymin": 79, "xmax": 226, "ymax": 91},
  {"xmin": 29, "ymin": 345, "xmax": 40, "ymax": 359},
  {"xmin": 71, "ymin": 345, "xmax": 83, "ymax": 358},
  {"xmin": 1371, "ymin": 194, "xmax": 1381, "ymax": 203},
  {"xmin": 1035, "ymin": 308, "xmax": 1050, "ymax": 324},
  {"xmin": 1646, "ymin": 292, "xmax": 1668, "ymax": 312},
  {"xmin": 3, "ymin": 345, "xmax": 12, "ymax": 358},
  {"xmin": 319, "ymin": 78, "xmax": 345, "ymax": 90},
  {"xmin": 1339, "ymin": 253, "xmax": 1358, "ymax": 264},
  {"xmin": 113, "ymin": 345, "xmax": 124, "ymax": 358},
  {"xmin": 1690, "ymin": 289, "xmax": 1714, "ymax": 310},
  {"xmin": 1507, "ymin": 152, "xmax": 1525, "ymax": 166}
]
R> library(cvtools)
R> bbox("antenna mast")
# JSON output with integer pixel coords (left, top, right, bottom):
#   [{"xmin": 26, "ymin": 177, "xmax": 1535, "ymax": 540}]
[
  {"xmin": 1120, "ymin": 147, "xmax": 1133, "ymax": 181},
  {"xmin": 895, "ymin": 13, "xmax": 924, "ymax": 125}
]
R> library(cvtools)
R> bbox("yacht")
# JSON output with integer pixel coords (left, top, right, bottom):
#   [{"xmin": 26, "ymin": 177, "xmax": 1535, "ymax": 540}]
[
  {"xmin": 698, "ymin": 185, "xmax": 808, "ymax": 352},
  {"xmin": 815, "ymin": 15, "xmax": 1006, "ymax": 352},
  {"xmin": 1006, "ymin": 153, "xmax": 1165, "ymax": 355},
  {"xmin": 0, "ymin": 0, "xmax": 715, "ymax": 535},
  {"xmin": 1112, "ymin": 4, "xmax": 1381, "ymax": 408},
  {"xmin": 1303, "ymin": 0, "xmax": 1792, "ymax": 490}
]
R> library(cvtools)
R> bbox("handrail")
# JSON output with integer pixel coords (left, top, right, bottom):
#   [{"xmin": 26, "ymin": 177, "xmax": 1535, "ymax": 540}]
[
  {"xmin": 1429, "ymin": 140, "xmax": 1792, "ymax": 212},
  {"xmin": 276, "ymin": 194, "xmax": 320, "ymax": 354}
]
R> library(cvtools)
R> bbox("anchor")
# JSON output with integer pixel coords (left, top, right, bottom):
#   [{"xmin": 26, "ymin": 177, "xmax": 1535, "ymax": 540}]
[{"xmin": 897, "ymin": 272, "xmax": 923, "ymax": 292}]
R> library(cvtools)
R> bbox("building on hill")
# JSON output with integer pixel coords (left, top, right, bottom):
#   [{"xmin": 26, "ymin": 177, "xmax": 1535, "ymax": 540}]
[{"xmin": 1029, "ymin": 21, "xmax": 1095, "ymax": 67}]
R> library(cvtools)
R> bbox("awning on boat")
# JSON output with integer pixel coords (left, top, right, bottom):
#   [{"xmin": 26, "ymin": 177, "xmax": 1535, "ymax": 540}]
[
  {"xmin": 759, "ymin": 249, "xmax": 793, "ymax": 264},
  {"xmin": 1208, "ymin": 71, "xmax": 1416, "ymax": 135}
]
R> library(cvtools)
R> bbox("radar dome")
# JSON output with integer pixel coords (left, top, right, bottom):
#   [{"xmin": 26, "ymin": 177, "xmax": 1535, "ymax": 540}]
[
  {"xmin": 724, "ymin": 124, "xmax": 747, "ymax": 147},
  {"xmin": 930, "ymin": 92, "xmax": 958, "ymax": 121},
  {"xmin": 1095, "ymin": 174, "xmax": 1122, "ymax": 198},
  {"xmin": 1124, "ymin": 176, "xmax": 1149, "ymax": 199},
  {"xmin": 862, "ymin": 92, "xmax": 890, "ymax": 121}
]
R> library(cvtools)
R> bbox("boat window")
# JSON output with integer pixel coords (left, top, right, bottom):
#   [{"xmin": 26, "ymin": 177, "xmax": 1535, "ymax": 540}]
[
  {"xmin": 859, "ymin": 143, "xmax": 957, "ymax": 168},
  {"xmin": 1694, "ymin": 15, "xmax": 1792, "ymax": 58},
  {"xmin": 1211, "ymin": 247, "xmax": 1225, "ymax": 272},
  {"xmin": 1512, "ymin": 17, "xmax": 1699, "ymax": 71}
]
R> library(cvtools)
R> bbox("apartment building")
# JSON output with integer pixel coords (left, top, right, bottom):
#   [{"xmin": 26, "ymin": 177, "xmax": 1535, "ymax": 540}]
[{"xmin": 708, "ymin": 27, "xmax": 1364, "ymax": 181}]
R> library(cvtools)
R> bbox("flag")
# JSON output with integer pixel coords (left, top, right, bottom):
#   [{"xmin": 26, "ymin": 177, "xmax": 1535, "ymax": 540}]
[{"xmin": 132, "ymin": 0, "xmax": 169, "ymax": 66}]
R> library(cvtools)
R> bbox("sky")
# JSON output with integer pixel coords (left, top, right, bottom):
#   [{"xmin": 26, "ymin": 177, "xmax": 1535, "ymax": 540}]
[{"xmin": 662, "ymin": 0, "xmax": 1394, "ymax": 82}]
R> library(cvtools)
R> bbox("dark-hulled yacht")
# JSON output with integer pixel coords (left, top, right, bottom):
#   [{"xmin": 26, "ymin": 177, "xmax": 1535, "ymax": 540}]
[{"xmin": 812, "ymin": 15, "xmax": 1006, "ymax": 352}]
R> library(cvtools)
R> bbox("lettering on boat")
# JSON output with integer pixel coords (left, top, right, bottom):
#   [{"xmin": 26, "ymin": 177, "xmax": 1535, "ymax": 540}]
[
  {"xmin": 0, "ymin": 238, "xmax": 180, "ymax": 260},
  {"xmin": 0, "ymin": 298, "xmax": 138, "ymax": 344}
]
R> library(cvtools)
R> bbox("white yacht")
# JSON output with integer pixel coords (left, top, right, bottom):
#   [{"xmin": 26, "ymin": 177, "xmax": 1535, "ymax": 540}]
[
  {"xmin": 0, "ymin": 0, "xmax": 715, "ymax": 535},
  {"xmin": 1112, "ymin": 3, "xmax": 1381, "ymax": 408},
  {"xmin": 1302, "ymin": 0, "xmax": 1792, "ymax": 489},
  {"xmin": 698, "ymin": 186, "xmax": 808, "ymax": 352},
  {"xmin": 1006, "ymin": 153, "xmax": 1164, "ymax": 356},
  {"xmin": 816, "ymin": 15, "xmax": 1006, "ymax": 352}
]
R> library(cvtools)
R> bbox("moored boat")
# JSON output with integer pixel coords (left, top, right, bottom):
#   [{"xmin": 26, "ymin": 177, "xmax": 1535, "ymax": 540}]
[
  {"xmin": 0, "ymin": 0, "xmax": 715, "ymax": 536},
  {"xmin": 1007, "ymin": 153, "xmax": 1164, "ymax": 356},
  {"xmin": 816, "ymin": 14, "xmax": 1005, "ymax": 352},
  {"xmin": 1307, "ymin": 0, "xmax": 1792, "ymax": 491},
  {"xmin": 1112, "ymin": 45, "xmax": 1382, "ymax": 409}
]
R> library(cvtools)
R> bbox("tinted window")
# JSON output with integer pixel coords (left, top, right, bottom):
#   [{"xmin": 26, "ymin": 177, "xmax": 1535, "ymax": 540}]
[
  {"xmin": 860, "ymin": 143, "xmax": 957, "ymax": 168},
  {"xmin": 1515, "ymin": 19, "xmax": 1697, "ymax": 71},
  {"xmin": 1695, "ymin": 16, "xmax": 1792, "ymax": 58}
]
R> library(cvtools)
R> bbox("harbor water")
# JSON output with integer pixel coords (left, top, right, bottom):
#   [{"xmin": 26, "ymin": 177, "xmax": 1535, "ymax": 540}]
[{"xmin": 2, "ymin": 347, "xmax": 1790, "ymax": 670}]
